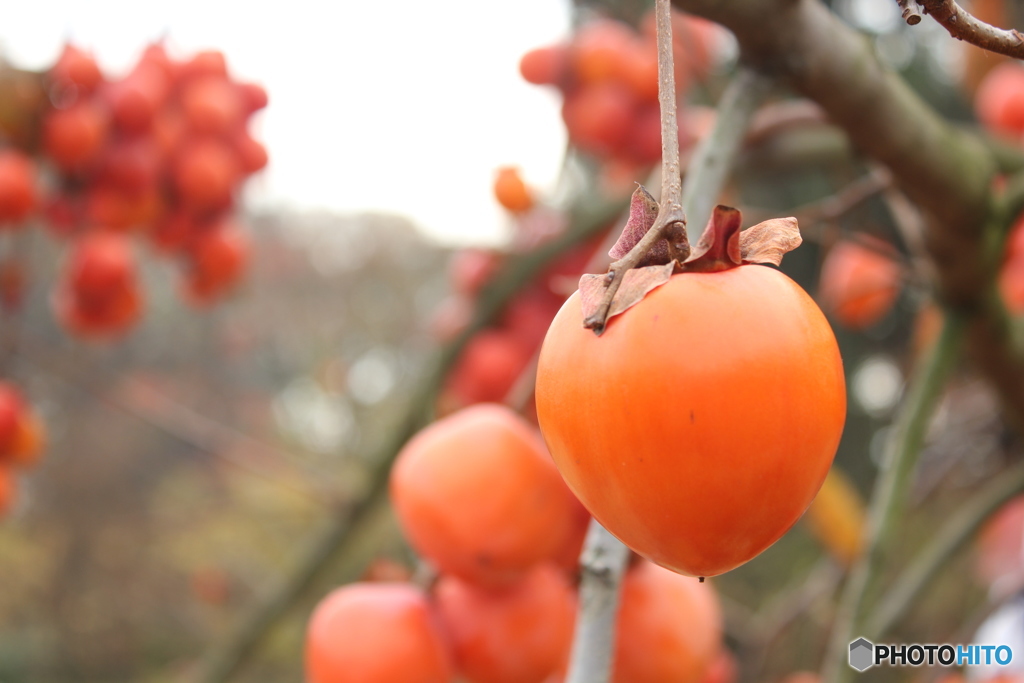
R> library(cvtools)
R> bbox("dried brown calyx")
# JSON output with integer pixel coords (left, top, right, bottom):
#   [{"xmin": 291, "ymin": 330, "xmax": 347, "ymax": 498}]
[{"xmin": 580, "ymin": 186, "xmax": 802, "ymax": 327}]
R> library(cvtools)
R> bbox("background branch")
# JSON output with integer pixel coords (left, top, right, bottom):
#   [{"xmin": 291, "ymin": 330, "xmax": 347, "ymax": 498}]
[
  {"xmin": 823, "ymin": 313, "xmax": 966, "ymax": 683},
  {"xmin": 919, "ymin": 0, "xmax": 1024, "ymax": 59},
  {"xmin": 565, "ymin": 522, "xmax": 633, "ymax": 683},
  {"xmin": 866, "ymin": 459, "xmax": 1024, "ymax": 638}
]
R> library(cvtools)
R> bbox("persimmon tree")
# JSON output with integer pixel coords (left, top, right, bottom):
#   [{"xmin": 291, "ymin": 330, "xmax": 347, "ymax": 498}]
[
  {"xmin": 184, "ymin": 0, "xmax": 1024, "ymax": 680},
  {"xmin": 5, "ymin": 0, "xmax": 1024, "ymax": 681}
]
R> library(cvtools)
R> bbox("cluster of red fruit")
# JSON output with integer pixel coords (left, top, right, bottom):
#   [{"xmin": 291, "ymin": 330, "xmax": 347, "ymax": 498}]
[
  {"xmin": 0, "ymin": 42, "xmax": 264, "ymax": 339},
  {"xmin": 432, "ymin": 167, "xmax": 608, "ymax": 411},
  {"xmin": 519, "ymin": 12, "xmax": 721, "ymax": 180},
  {"xmin": 306, "ymin": 403, "xmax": 731, "ymax": 683},
  {"xmin": 0, "ymin": 383, "xmax": 45, "ymax": 518}
]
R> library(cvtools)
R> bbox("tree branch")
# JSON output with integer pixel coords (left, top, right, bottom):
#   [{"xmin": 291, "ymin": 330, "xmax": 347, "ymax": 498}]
[
  {"xmin": 866, "ymin": 459, "xmax": 1024, "ymax": 638},
  {"xmin": 565, "ymin": 522, "xmax": 633, "ymax": 683},
  {"xmin": 823, "ymin": 312, "xmax": 966, "ymax": 683},
  {"xmin": 918, "ymin": 0, "xmax": 1024, "ymax": 59}
]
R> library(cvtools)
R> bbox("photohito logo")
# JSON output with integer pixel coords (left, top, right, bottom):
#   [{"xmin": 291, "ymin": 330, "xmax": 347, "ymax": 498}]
[{"xmin": 848, "ymin": 638, "xmax": 1013, "ymax": 672}]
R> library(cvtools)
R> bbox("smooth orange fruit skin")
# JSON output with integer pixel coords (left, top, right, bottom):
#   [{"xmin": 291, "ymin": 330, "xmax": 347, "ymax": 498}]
[
  {"xmin": 435, "ymin": 563, "xmax": 576, "ymax": 683},
  {"xmin": 536, "ymin": 267, "xmax": 846, "ymax": 577},
  {"xmin": 390, "ymin": 404, "xmax": 589, "ymax": 586},
  {"xmin": 613, "ymin": 561, "xmax": 722, "ymax": 683},
  {"xmin": 305, "ymin": 582, "xmax": 452, "ymax": 683}
]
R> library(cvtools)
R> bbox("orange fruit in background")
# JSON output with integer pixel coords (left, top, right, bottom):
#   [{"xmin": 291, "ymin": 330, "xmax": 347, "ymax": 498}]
[
  {"xmin": 305, "ymin": 582, "xmax": 452, "ymax": 683},
  {"xmin": 390, "ymin": 403, "xmax": 589, "ymax": 586},
  {"xmin": 698, "ymin": 649, "xmax": 738, "ymax": 683},
  {"xmin": 976, "ymin": 63, "xmax": 1024, "ymax": 138},
  {"xmin": 519, "ymin": 45, "xmax": 569, "ymax": 86},
  {"xmin": 435, "ymin": 563, "xmax": 576, "ymax": 683},
  {"xmin": 0, "ymin": 385, "xmax": 25, "ymax": 454},
  {"xmin": 181, "ymin": 76, "xmax": 243, "ymax": 135},
  {"xmin": 613, "ymin": 561, "xmax": 723, "ymax": 683},
  {"xmin": 50, "ymin": 44, "xmax": 104, "ymax": 96},
  {"xmin": 0, "ymin": 150, "xmax": 36, "ymax": 224},
  {"xmin": 803, "ymin": 467, "xmax": 865, "ymax": 567},
  {"xmin": 817, "ymin": 238, "xmax": 902, "ymax": 330},
  {"xmin": 536, "ymin": 266, "xmax": 846, "ymax": 577},
  {"xmin": 184, "ymin": 222, "xmax": 249, "ymax": 303},
  {"xmin": 975, "ymin": 495, "xmax": 1024, "ymax": 591},
  {"xmin": 562, "ymin": 82, "xmax": 635, "ymax": 157},
  {"xmin": 173, "ymin": 139, "xmax": 239, "ymax": 213},
  {"xmin": 43, "ymin": 100, "xmax": 109, "ymax": 172},
  {"xmin": 493, "ymin": 167, "xmax": 534, "ymax": 214},
  {"xmin": 571, "ymin": 19, "xmax": 636, "ymax": 86},
  {"xmin": 236, "ymin": 82, "xmax": 269, "ymax": 114},
  {"xmin": 444, "ymin": 330, "xmax": 532, "ymax": 406}
]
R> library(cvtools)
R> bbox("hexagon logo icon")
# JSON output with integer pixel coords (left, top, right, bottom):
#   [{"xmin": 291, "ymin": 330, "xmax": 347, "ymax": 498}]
[{"xmin": 849, "ymin": 638, "xmax": 874, "ymax": 672}]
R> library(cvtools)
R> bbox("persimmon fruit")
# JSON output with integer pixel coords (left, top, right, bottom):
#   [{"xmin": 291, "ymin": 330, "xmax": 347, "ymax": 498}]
[
  {"xmin": 305, "ymin": 582, "xmax": 452, "ymax": 683},
  {"xmin": 817, "ymin": 238, "xmax": 901, "ymax": 331},
  {"xmin": 435, "ymin": 562, "xmax": 576, "ymax": 683},
  {"xmin": 493, "ymin": 167, "xmax": 534, "ymax": 214},
  {"xmin": 390, "ymin": 403, "xmax": 588, "ymax": 585},
  {"xmin": 613, "ymin": 561, "xmax": 723, "ymax": 683},
  {"xmin": 536, "ymin": 232, "xmax": 845, "ymax": 577}
]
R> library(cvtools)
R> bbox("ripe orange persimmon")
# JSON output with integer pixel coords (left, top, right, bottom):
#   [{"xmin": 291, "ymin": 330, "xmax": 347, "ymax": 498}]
[
  {"xmin": 305, "ymin": 582, "xmax": 452, "ymax": 683},
  {"xmin": 613, "ymin": 561, "xmax": 723, "ymax": 683},
  {"xmin": 390, "ymin": 403, "xmax": 589, "ymax": 585},
  {"xmin": 173, "ymin": 139, "xmax": 239, "ymax": 212},
  {"xmin": 536, "ymin": 255, "xmax": 845, "ymax": 577},
  {"xmin": 817, "ymin": 238, "xmax": 901, "ymax": 330},
  {"xmin": 435, "ymin": 563, "xmax": 576, "ymax": 683},
  {"xmin": 0, "ymin": 151, "xmax": 36, "ymax": 224},
  {"xmin": 493, "ymin": 167, "xmax": 534, "ymax": 214}
]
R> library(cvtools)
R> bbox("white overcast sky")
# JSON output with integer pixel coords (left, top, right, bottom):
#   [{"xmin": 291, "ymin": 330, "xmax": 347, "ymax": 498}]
[{"xmin": 3, "ymin": 1, "xmax": 572, "ymax": 245}]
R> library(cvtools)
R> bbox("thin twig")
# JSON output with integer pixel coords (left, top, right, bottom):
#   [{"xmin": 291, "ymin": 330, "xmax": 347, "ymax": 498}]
[
  {"xmin": 898, "ymin": 0, "xmax": 925, "ymax": 25},
  {"xmin": 866, "ymin": 459, "xmax": 1024, "ymax": 638},
  {"xmin": 823, "ymin": 312, "xmax": 966, "ymax": 683},
  {"xmin": 565, "ymin": 521, "xmax": 633, "ymax": 683},
  {"xmin": 918, "ymin": 0, "xmax": 1024, "ymax": 59},
  {"xmin": 582, "ymin": 0, "xmax": 688, "ymax": 334}
]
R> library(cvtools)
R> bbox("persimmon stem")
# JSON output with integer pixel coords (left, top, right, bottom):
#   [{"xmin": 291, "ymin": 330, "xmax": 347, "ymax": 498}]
[
  {"xmin": 583, "ymin": 0, "xmax": 687, "ymax": 334},
  {"xmin": 565, "ymin": 521, "xmax": 632, "ymax": 683},
  {"xmin": 823, "ymin": 312, "xmax": 966, "ymax": 683}
]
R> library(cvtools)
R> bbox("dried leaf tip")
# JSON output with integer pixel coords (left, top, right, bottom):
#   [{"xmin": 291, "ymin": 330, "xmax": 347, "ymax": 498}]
[
  {"xmin": 609, "ymin": 185, "xmax": 664, "ymax": 266},
  {"xmin": 684, "ymin": 207, "xmax": 802, "ymax": 272}
]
